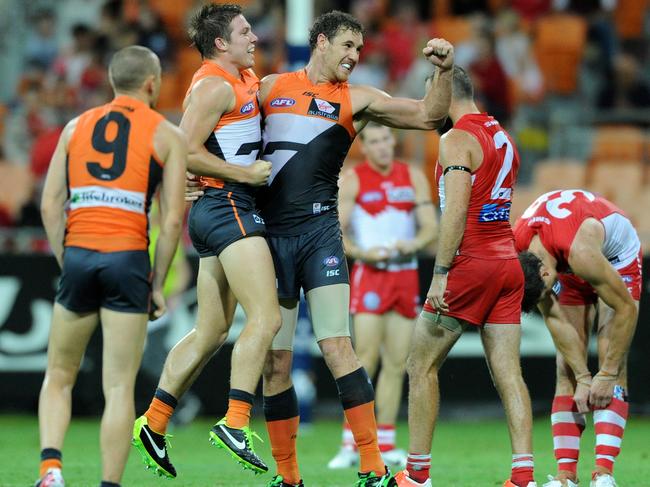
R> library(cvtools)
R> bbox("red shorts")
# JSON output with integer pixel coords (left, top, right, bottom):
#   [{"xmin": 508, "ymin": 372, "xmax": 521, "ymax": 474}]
[
  {"xmin": 350, "ymin": 263, "xmax": 419, "ymax": 319},
  {"xmin": 422, "ymin": 255, "xmax": 524, "ymax": 326},
  {"xmin": 557, "ymin": 250, "xmax": 643, "ymax": 305}
]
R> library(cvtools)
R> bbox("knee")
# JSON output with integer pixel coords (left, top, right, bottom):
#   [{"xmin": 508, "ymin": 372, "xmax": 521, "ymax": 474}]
[
  {"xmin": 263, "ymin": 351, "xmax": 292, "ymax": 381},
  {"xmin": 382, "ymin": 356, "xmax": 407, "ymax": 377},
  {"xmin": 319, "ymin": 336, "xmax": 354, "ymax": 365},
  {"xmin": 44, "ymin": 363, "xmax": 78, "ymax": 389},
  {"xmin": 248, "ymin": 310, "xmax": 283, "ymax": 338},
  {"xmin": 406, "ymin": 353, "xmax": 433, "ymax": 381}
]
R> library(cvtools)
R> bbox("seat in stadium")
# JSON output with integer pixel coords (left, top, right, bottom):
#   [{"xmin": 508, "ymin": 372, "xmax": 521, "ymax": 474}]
[
  {"xmin": 431, "ymin": 17, "xmax": 473, "ymax": 45},
  {"xmin": 587, "ymin": 160, "xmax": 644, "ymax": 204},
  {"xmin": 590, "ymin": 126, "xmax": 646, "ymax": 164},
  {"xmin": 615, "ymin": 0, "xmax": 649, "ymax": 39},
  {"xmin": 0, "ymin": 163, "xmax": 35, "ymax": 218},
  {"xmin": 534, "ymin": 14, "xmax": 587, "ymax": 94},
  {"xmin": 532, "ymin": 159, "xmax": 586, "ymax": 193}
]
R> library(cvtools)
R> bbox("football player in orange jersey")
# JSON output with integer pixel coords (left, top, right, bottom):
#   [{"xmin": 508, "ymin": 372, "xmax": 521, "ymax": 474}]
[
  {"xmin": 36, "ymin": 46, "xmax": 186, "ymax": 487},
  {"xmin": 187, "ymin": 9, "xmax": 454, "ymax": 487},
  {"xmin": 132, "ymin": 4, "xmax": 282, "ymax": 480}
]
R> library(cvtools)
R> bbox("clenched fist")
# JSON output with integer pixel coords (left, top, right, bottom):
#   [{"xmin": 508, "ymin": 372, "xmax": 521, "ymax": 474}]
[
  {"xmin": 246, "ymin": 160, "xmax": 273, "ymax": 186},
  {"xmin": 423, "ymin": 38, "xmax": 454, "ymax": 71}
]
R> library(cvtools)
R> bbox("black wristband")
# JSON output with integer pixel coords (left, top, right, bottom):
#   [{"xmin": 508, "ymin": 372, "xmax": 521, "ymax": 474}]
[
  {"xmin": 443, "ymin": 165, "xmax": 471, "ymax": 176},
  {"xmin": 433, "ymin": 265, "xmax": 449, "ymax": 275}
]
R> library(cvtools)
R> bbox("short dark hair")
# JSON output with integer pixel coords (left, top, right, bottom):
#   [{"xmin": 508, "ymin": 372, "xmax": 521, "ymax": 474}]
[
  {"xmin": 109, "ymin": 45, "xmax": 160, "ymax": 92},
  {"xmin": 189, "ymin": 3, "xmax": 242, "ymax": 59},
  {"xmin": 425, "ymin": 65, "xmax": 474, "ymax": 101},
  {"xmin": 308, "ymin": 10, "xmax": 364, "ymax": 51},
  {"xmin": 518, "ymin": 251, "xmax": 546, "ymax": 313}
]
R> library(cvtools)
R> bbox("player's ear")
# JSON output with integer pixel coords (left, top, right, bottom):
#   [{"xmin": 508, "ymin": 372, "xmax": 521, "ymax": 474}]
[
  {"xmin": 316, "ymin": 33, "xmax": 329, "ymax": 51},
  {"xmin": 215, "ymin": 36, "xmax": 228, "ymax": 53}
]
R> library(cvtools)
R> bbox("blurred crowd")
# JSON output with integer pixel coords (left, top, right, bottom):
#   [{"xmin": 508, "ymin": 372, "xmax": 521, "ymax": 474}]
[{"xmin": 0, "ymin": 0, "xmax": 648, "ymax": 252}]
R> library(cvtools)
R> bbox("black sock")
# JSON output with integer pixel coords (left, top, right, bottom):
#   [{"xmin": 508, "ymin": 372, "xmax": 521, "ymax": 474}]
[
  {"xmin": 229, "ymin": 388, "xmax": 255, "ymax": 405},
  {"xmin": 264, "ymin": 386, "xmax": 299, "ymax": 421},
  {"xmin": 335, "ymin": 367, "xmax": 374, "ymax": 410},
  {"xmin": 100, "ymin": 482, "xmax": 120, "ymax": 487},
  {"xmin": 154, "ymin": 387, "xmax": 178, "ymax": 408},
  {"xmin": 40, "ymin": 448, "xmax": 62, "ymax": 461}
]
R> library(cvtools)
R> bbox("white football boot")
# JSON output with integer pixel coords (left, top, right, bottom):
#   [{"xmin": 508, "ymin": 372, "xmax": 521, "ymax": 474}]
[
  {"xmin": 382, "ymin": 448, "xmax": 408, "ymax": 468},
  {"xmin": 394, "ymin": 469, "xmax": 432, "ymax": 486},
  {"xmin": 590, "ymin": 474, "xmax": 617, "ymax": 487},
  {"xmin": 327, "ymin": 446, "xmax": 358, "ymax": 469},
  {"xmin": 543, "ymin": 474, "xmax": 579, "ymax": 486}
]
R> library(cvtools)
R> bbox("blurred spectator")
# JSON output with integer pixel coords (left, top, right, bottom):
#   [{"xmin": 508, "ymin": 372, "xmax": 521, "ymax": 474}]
[
  {"xmin": 52, "ymin": 23, "xmax": 94, "ymax": 88},
  {"xmin": 25, "ymin": 10, "xmax": 59, "ymax": 68},
  {"xmin": 511, "ymin": 0, "xmax": 552, "ymax": 22},
  {"xmin": 137, "ymin": 6, "xmax": 173, "ymax": 67},
  {"xmin": 381, "ymin": 1, "xmax": 425, "ymax": 85},
  {"xmin": 494, "ymin": 9, "xmax": 543, "ymax": 100},
  {"xmin": 470, "ymin": 34, "xmax": 512, "ymax": 124},
  {"xmin": 598, "ymin": 51, "xmax": 650, "ymax": 109},
  {"xmin": 348, "ymin": 0, "xmax": 388, "ymax": 88}
]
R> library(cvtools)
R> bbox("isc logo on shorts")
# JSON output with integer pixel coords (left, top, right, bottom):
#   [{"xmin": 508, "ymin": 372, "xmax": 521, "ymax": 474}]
[{"xmin": 326, "ymin": 269, "xmax": 340, "ymax": 277}]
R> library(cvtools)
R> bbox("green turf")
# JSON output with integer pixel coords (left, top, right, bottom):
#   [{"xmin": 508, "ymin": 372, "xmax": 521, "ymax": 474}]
[{"xmin": 3, "ymin": 414, "xmax": 650, "ymax": 486}]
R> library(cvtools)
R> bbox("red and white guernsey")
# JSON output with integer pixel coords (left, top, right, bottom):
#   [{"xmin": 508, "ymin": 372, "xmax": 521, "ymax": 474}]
[
  {"xmin": 513, "ymin": 189, "xmax": 641, "ymax": 272},
  {"xmin": 436, "ymin": 113, "xmax": 520, "ymax": 259},
  {"xmin": 351, "ymin": 160, "xmax": 417, "ymax": 270}
]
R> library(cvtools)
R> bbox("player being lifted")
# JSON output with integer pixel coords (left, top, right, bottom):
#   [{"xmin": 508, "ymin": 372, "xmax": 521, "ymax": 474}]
[
  {"xmin": 515, "ymin": 190, "xmax": 640, "ymax": 487},
  {"xmin": 132, "ymin": 4, "xmax": 281, "ymax": 479},
  {"xmin": 36, "ymin": 46, "xmax": 186, "ymax": 487},
  {"xmin": 185, "ymin": 9, "xmax": 453, "ymax": 487},
  {"xmin": 329, "ymin": 122, "xmax": 437, "ymax": 470}
]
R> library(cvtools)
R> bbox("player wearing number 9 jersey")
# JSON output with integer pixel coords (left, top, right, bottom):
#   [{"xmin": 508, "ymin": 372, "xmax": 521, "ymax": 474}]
[
  {"xmin": 36, "ymin": 46, "xmax": 187, "ymax": 487},
  {"xmin": 514, "ymin": 190, "xmax": 640, "ymax": 487},
  {"xmin": 401, "ymin": 67, "xmax": 538, "ymax": 487}
]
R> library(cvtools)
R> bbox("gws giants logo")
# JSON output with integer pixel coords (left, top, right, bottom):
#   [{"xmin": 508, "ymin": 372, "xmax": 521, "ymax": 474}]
[
  {"xmin": 270, "ymin": 97, "xmax": 296, "ymax": 107},
  {"xmin": 240, "ymin": 101, "xmax": 255, "ymax": 114}
]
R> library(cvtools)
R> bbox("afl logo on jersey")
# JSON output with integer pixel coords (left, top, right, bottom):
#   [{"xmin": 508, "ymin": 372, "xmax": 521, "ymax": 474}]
[
  {"xmin": 360, "ymin": 191, "xmax": 383, "ymax": 203},
  {"xmin": 270, "ymin": 97, "xmax": 296, "ymax": 107},
  {"xmin": 323, "ymin": 256, "xmax": 340, "ymax": 267},
  {"xmin": 240, "ymin": 101, "xmax": 255, "ymax": 114}
]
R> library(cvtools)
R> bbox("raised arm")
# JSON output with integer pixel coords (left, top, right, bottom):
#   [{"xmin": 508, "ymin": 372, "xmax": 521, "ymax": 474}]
[
  {"xmin": 569, "ymin": 219, "xmax": 638, "ymax": 407},
  {"xmin": 538, "ymin": 292, "xmax": 592, "ymax": 412},
  {"xmin": 180, "ymin": 77, "xmax": 267, "ymax": 185},
  {"xmin": 352, "ymin": 39, "xmax": 453, "ymax": 130},
  {"xmin": 41, "ymin": 118, "xmax": 77, "ymax": 268},
  {"xmin": 426, "ymin": 129, "xmax": 475, "ymax": 311},
  {"xmin": 395, "ymin": 165, "xmax": 437, "ymax": 256},
  {"xmin": 150, "ymin": 120, "xmax": 187, "ymax": 319}
]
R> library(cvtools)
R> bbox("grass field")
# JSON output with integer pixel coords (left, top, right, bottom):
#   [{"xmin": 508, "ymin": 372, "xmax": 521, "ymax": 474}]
[{"xmin": 3, "ymin": 415, "xmax": 650, "ymax": 487}]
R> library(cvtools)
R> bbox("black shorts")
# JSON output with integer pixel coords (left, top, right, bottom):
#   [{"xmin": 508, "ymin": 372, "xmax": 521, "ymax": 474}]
[
  {"xmin": 55, "ymin": 246, "xmax": 151, "ymax": 313},
  {"xmin": 267, "ymin": 216, "xmax": 349, "ymax": 300},
  {"xmin": 189, "ymin": 187, "xmax": 265, "ymax": 257}
]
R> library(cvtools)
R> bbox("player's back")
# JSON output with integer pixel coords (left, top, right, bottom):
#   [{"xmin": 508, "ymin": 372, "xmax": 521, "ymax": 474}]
[
  {"xmin": 436, "ymin": 113, "xmax": 520, "ymax": 259},
  {"xmin": 514, "ymin": 189, "xmax": 638, "ymax": 271},
  {"xmin": 66, "ymin": 95, "xmax": 165, "ymax": 252}
]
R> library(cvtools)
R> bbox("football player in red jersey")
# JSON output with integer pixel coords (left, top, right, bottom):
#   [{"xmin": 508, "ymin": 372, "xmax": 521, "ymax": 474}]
[
  {"xmin": 396, "ymin": 66, "xmax": 537, "ymax": 487},
  {"xmin": 515, "ymin": 190, "xmax": 640, "ymax": 487},
  {"xmin": 328, "ymin": 122, "xmax": 436, "ymax": 469}
]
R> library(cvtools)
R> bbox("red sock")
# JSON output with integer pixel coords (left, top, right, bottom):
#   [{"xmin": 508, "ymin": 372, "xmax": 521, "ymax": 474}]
[
  {"xmin": 511, "ymin": 454, "xmax": 534, "ymax": 486},
  {"xmin": 377, "ymin": 424, "xmax": 396, "ymax": 452},
  {"xmin": 552, "ymin": 395, "xmax": 585, "ymax": 475},
  {"xmin": 594, "ymin": 396, "xmax": 628, "ymax": 474},
  {"xmin": 406, "ymin": 453, "xmax": 430, "ymax": 484}
]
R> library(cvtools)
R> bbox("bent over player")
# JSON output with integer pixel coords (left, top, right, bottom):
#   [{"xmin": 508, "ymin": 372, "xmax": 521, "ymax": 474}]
[
  {"xmin": 395, "ymin": 66, "xmax": 536, "ymax": 487},
  {"xmin": 35, "ymin": 46, "xmax": 186, "ymax": 487},
  {"xmin": 515, "ymin": 190, "xmax": 640, "ymax": 487},
  {"xmin": 329, "ymin": 122, "xmax": 436, "ymax": 469},
  {"xmin": 132, "ymin": 4, "xmax": 281, "ymax": 479}
]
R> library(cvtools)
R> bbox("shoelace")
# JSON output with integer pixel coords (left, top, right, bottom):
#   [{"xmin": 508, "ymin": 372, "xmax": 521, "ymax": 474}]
[{"xmin": 243, "ymin": 428, "xmax": 264, "ymax": 448}]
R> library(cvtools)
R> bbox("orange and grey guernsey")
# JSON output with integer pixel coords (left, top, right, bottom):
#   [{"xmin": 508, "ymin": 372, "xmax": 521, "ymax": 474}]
[
  {"xmin": 185, "ymin": 61, "xmax": 262, "ymax": 193},
  {"xmin": 258, "ymin": 69, "xmax": 356, "ymax": 235},
  {"xmin": 65, "ymin": 95, "xmax": 165, "ymax": 252}
]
